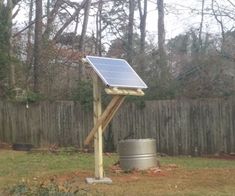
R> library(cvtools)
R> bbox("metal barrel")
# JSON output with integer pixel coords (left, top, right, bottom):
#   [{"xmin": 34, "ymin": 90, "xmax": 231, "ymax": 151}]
[{"xmin": 118, "ymin": 139, "xmax": 157, "ymax": 171}]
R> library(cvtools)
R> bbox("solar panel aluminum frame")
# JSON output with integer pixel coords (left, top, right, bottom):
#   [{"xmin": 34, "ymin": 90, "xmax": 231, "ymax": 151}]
[{"xmin": 86, "ymin": 56, "xmax": 148, "ymax": 89}]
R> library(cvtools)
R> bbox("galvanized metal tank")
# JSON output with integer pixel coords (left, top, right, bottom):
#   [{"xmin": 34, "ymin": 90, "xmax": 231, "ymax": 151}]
[{"xmin": 118, "ymin": 139, "xmax": 157, "ymax": 171}]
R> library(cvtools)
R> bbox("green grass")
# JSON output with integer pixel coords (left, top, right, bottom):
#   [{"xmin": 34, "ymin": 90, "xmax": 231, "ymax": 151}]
[
  {"xmin": 0, "ymin": 150, "xmax": 235, "ymax": 195},
  {"xmin": 0, "ymin": 150, "xmax": 117, "ymax": 188},
  {"xmin": 0, "ymin": 151, "xmax": 234, "ymax": 184},
  {"xmin": 160, "ymin": 156, "xmax": 235, "ymax": 169}
]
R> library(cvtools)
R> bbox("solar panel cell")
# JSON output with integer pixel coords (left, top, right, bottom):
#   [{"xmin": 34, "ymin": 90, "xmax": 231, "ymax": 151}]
[{"xmin": 86, "ymin": 56, "xmax": 147, "ymax": 89}]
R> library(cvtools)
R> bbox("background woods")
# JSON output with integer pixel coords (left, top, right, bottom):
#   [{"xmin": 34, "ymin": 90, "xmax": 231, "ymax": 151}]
[
  {"xmin": 0, "ymin": 0, "xmax": 235, "ymax": 153},
  {"xmin": 0, "ymin": 0, "xmax": 234, "ymax": 100}
]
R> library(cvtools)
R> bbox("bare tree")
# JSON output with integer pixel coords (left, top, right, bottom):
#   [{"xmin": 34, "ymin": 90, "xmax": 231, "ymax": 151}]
[
  {"xmin": 157, "ymin": 0, "xmax": 167, "ymax": 78},
  {"xmin": 199, "ymin": 0, "xmax": 205, "ymax": 51},
  {"xmin": 138, "ymin": 0, "xmax": 147, "ymax": 53},
  {"xmin": 127, "ymin": 0, "xmax": 135, "ymax": 64},
  {"xmin": 211, "ymin": 0, "xmax": 225, "ymax": 42},
  {"xmin": 78, "ymin": 0, "xmax": 92, "ymax": 52},
  {"xmin": 43, "ymin": 0, "xmax": 63, "ymax": 40},
  {"xmin": 7, "ymin": 0, "xmax": 16, "ymax": 88},
  {"xmin": 53, "ymin": 0, "xmax": 87, "ymax": 42},
  {"xmin": 34, "ymin": 0, "xmax": 43, "ymax": 92},
  {"xmin": 95, "ymin": 0, "xmax": 103, "ymax": 56},
  {"xmin": 136, "ymin": 0, "xmax": 148, "ymax": 73},
  {"xmin": 26, "ymin": 0, "xmax": 34, "ymax": 67}
]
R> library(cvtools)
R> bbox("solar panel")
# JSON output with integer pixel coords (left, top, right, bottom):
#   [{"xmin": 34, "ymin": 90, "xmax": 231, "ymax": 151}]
[{"xmin": 86, "ymin": 56, "xmax": 147, "ymax": 89}]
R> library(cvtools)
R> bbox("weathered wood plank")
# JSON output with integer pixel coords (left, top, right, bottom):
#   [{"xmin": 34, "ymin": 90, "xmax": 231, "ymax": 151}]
[{"xmin": 0, "ymin": 98, "xmax": 235, "ymax": 155}]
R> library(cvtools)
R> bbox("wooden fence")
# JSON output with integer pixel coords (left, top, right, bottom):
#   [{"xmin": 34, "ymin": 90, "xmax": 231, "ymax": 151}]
[{"xmin": 0, "ymin": 98, "xmax": 234, "ymax": 155}]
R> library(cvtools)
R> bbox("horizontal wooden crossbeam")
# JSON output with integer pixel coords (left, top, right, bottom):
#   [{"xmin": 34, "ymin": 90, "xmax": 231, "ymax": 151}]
[
  {"xmin": 84, "ymin": 95, "xmax": 125, "ymax": 145},
  {"xmin": 105, "ymin": 88, "xmax": 144, "ymax": 96}
]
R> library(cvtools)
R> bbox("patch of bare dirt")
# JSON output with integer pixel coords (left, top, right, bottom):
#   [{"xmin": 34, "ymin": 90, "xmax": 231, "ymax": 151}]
[
  {"xmin": 109, "ymin": 162, "xmax": 178, "ymax": 182},
  {"xmin": 0, "ymin": 142, "xmax": 12, "ymax": 150},
  {"xmin": 21, "ymin": 166, "xmax": 235, "ymax": 195}
]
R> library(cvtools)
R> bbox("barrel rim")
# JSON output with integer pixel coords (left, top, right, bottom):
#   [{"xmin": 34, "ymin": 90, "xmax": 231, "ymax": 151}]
[{"xmin": 119, "ymin": 138, "xmax": 156, "ymax": 143}]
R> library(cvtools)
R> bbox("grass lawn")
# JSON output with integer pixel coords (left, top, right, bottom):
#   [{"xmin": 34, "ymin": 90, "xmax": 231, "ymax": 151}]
[{"xmin": 0, "ymin": 150, "xmax": 235, "ymax": 195}]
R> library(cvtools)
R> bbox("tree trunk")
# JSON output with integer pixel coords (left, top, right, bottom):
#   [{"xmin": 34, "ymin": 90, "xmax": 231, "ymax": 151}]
[
  {"xmin": 78, "ymin": 0, "xmax": 91, "ymax": 81},
  {"xmin": 46, "ymin": 0, "xmax": 50, "ymax": 17},
  {"xmin": 127, "ymin": 0, "xmax": 135, "ymax": 64},
  {"xmin": 7, "ymin": 0, "xmax": 15, "ymax": 89},
  {"xmin": 78, "ymin": 0, "xmax": 91, "ymax": 52},
  {"xmin": 43, "ymin": 0, "xmax": 63, "ymax": 40},
  {"xmin": 199, "ymin": 0, "xmax": 205, "ymax": 51},
  {"xmin": 138, "ymin": 0, "xmax": 147, "ymax": 53},
  {"xmin": 96, "ymin": 0, "xmax": 103, "ymax": 56},
  {"xmin": 25, "ymin": 0, "xmax": 33, "ymax": 91},
  {"xmin": 26, "ymin": 0, "xmax": 33, "ymax": 66},
  {"xmin": 137, "ymin": 0, "xmax": 147, "ymax": 73},
  {"xmin": 34, "ymin": 0, "xmax": 43, "ymax": 93},
  {"xmin": 157, "ymin": 0, "xmax": 167, "ymax": 79}
]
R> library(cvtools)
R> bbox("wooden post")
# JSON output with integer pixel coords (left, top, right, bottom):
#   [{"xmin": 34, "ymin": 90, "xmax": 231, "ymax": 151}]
[{"xmin": 93, "ymin": 74, "xmax": 103, "ymax": 179}]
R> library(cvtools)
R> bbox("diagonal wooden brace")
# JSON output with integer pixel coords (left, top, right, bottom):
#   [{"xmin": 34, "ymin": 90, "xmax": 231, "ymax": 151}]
[
  {"xmin": 102, "ymin": 95, "xmax": 125, "ymax": 132},
  {"xmin": 84, "ymin": 95, "xmax": 125, "ymax": 145}
]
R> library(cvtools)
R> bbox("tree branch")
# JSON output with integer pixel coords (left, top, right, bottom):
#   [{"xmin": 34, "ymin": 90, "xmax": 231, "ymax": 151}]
[
  {"xmin": 226, "ymin": 0, "xmax": 235, "ymax": 7},
  {"xmin": 53, "ymin": 0, "xmax": 87, "ymax": 42},
  {"xmin": 43, "ymin": 0, "xmax": 64, "ymax": 39},
  {"xmin": 13, "ymin": 15, "xmax": 47, "ymax": 37},
  {"xmin": 211, "ymin": 0, "xmax": 225, "ymax": 41}
]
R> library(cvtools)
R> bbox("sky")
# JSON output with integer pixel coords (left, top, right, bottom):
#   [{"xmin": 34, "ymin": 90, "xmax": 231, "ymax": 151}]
[
  {"xmin": 146, "ymin": 0, "xmax": 221, "ymax": 41},
  {"xmin": 13, "ymin": 0, "xmax": 234, "ymax": 44}
]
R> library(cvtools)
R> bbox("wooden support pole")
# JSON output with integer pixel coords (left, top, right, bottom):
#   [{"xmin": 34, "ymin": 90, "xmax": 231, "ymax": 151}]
[
  {"xmin": 83, "ymin": 56, "xmax": 146, "ymax": 183},
  {"xmin": 93, "ymin": 75, "xmax": 103, "ymax": 179}
]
